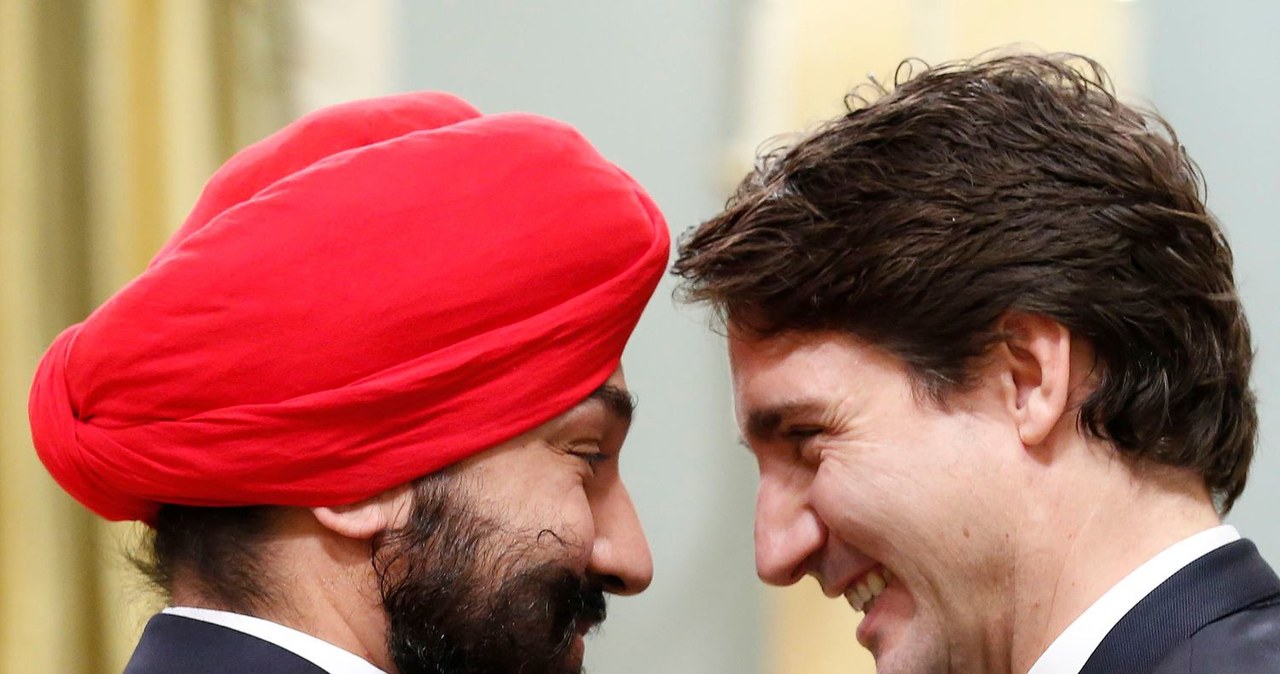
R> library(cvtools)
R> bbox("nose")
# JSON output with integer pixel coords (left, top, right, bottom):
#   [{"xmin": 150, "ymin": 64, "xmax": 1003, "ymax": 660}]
[
  {"xmin": 588, "ymin": 481, "xmax": 653, "ymax": 595},
  {"xmin": 754, "ymin": 468, "xmax": 825, "ymax": 586}
]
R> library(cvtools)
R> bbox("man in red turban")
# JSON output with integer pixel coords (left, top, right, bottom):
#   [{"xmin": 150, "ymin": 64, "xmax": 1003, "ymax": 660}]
[{"xmin": 28, "ymin": 91, "xmax": 669, "ymax": 674}]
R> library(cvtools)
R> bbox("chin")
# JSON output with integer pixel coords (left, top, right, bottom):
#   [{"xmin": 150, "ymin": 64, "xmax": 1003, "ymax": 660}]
[
  {"xmin": 858, "ymin": 599, "xmax": 948, "ymax": 674},
  {"xmin": 870, "ymin": 638, "xmax": 950, "ymax": 674}
]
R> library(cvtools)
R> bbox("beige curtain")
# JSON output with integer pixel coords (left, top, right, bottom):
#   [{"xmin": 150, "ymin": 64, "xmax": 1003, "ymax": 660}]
[
  {"xmin": 0, "ymin": 2, "xmax": 291, "ymax": 672},
  {"xmin": 739, "ymin": 1, "xmax": 1139, "ymax": 672}
]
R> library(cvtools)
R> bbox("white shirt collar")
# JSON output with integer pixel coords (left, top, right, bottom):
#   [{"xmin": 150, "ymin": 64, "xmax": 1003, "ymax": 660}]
[
  {"xmin": 1026, "ymin": 524, "xmax": 1240, "ymax": 674},
  {"xmin": 162, "ymin": 606, "xmax": 387, "ymax": 674}
]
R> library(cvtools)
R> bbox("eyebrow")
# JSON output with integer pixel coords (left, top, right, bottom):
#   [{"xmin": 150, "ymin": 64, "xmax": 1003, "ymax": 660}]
[
  {"xmin": 588, "ymin": 383, "xmax": 636, "ymax": 424},
  {"xmin": 743, "ymin": 399, "xmax": 826, "ymax": 443}
]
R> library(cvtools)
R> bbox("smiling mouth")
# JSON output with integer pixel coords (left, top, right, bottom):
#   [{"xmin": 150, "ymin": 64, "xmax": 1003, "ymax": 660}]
[{"xmin": 844, "ymin": 565, "xmax": 893, "ymax": 613}]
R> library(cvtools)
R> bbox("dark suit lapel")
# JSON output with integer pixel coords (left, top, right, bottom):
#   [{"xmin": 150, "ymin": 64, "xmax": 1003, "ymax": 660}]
[{"xmin": 1079, "ymin": 539, "xmax": 1280, "ymax": 674}]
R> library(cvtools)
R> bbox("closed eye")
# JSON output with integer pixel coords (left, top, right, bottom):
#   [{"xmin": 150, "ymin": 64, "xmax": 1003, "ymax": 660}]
[
  {"xmin": 578, "ymin": 451, "xmax": 612, "ymax": 475},
  {"xmin": 782, "ymin": 426, "xmax": 826, "ymax": 465},
  {"xmin": 783, "ymin": 425, "xmax": 824, "ymax": 441},
  {"xmin": 568, "ymin": 441, "xmax": 612, "ymax": 474}
]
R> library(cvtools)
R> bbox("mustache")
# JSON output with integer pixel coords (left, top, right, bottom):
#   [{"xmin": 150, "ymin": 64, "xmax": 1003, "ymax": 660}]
[{"xmin": 546, "ymin": 568, "xmax": 608, "ymax": 643}]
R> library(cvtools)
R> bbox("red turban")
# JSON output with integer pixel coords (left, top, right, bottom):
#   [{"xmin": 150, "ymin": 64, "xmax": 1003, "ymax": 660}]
[{"xmin": 28, "ymin": 91, "xmax": 670, "ymax": 522}]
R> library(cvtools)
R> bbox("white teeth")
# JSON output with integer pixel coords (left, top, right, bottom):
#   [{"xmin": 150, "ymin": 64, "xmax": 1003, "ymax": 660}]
[
  {"xmin": 866, "ymin": 571, "xmax": 885, "ymax": 595},
  {"xmin": 843, "ymin": 586, "xmax": 865, "ymax": 612},
  {"xmin": 844, "ymin": 566, "xmax": 892, "ymax": 613}
]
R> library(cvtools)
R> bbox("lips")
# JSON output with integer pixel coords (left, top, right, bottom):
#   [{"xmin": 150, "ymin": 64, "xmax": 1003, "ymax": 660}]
[
  {"xmin": 573, "ymin": 617, "xmax": 600, "ymax": 638},
  {"xmin": 843, "ymin": 564, "xmax": 893, "ymax": 613},
  {"xmin": 566, "ymin": 631, "xmax": 587, "ymax": 672}
]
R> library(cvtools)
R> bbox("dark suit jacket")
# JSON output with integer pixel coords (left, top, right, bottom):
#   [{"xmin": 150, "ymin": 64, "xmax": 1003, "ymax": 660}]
[
  {"xmin": 1080, "ymin": 539, "xmax": 1280, "ymax": 673},
  {"xmin": 122, "ymin": 613, "xmax": 329, "ymax": 674}
]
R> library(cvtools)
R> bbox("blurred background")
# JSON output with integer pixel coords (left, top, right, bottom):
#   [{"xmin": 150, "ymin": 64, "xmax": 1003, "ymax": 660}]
[{"xmin": 2, "ymin": 1, "xmax": 1276, "ymax": 673}]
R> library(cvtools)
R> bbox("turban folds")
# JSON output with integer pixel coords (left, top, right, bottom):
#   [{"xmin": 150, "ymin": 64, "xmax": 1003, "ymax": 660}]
[{"xmin": 28, "ymin": 92, "xmax": 670, "ymax": 522}]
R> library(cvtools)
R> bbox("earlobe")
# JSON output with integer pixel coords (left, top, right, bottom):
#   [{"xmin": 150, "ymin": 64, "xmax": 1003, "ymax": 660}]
[
  {"xmin": 997, "ymin": 312, "xmax": 1072, "ymax": 448},
  {"xmin": 312, "ymin": 484, "xmax": 414, "ymax": 540}
]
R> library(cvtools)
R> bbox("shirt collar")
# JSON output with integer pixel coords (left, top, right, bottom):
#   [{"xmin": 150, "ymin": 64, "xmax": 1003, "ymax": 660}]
[
  {"xmin": 1026, "ymin": 524, "xmax": 1240, "ymax": 674},
  {"xmin": 162, "ymin": 606, "xmax": 387, "ymax": 674}
]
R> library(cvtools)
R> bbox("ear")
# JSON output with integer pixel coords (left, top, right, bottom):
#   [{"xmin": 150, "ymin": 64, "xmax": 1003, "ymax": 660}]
[
  {"xmin": 311, "ymin": 484, "xmax": 415, "ymax": 541},
  {"xmin": 994, "ymin": 312, "xmax": 1072, "ymax": 447}
]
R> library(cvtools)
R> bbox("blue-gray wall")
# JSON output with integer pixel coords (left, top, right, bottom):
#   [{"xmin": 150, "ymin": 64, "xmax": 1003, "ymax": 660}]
[
  {"xmin": 1142, "ymin": 0, "xmax": 1280, "ymax": 561},
  {"xmin": 393, "ymin": 4, "xmax": 762, "ymax": 673}
]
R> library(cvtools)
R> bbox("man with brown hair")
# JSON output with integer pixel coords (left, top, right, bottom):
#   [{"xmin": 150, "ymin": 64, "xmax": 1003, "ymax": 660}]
[{"xmin": 675, "ymin": 53, "xmax": 1279, "ymax": 673}]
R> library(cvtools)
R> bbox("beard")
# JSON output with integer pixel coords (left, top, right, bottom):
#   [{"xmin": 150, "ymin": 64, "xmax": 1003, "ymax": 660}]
[{"xmin": 373, "ymin": 474, "xmax": 608, "ymax": 674}]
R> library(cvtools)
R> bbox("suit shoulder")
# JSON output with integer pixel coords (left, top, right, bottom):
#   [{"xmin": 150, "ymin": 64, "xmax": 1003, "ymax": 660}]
[
  {"xmin": 124, "ymin": 613, "xmax": 328, "ymax": 674},
  {"xmin": 1157, "ymin": 597, "xmax": 1280, "ymax": 673}
]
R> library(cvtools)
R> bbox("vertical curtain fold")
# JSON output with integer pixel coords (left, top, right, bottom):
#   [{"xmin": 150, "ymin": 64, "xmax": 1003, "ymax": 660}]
[{"xmin": 0, "ymin": 2, "xmax": 291, "ymax": 671}]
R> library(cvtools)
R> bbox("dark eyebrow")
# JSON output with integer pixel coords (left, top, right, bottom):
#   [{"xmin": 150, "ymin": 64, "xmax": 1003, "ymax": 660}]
[
  {"xmin": 744, "ymin": 400, "xmax": 825, "ymax": 443},
  {"xmin": 588, "ymin": 383, "xmax": 636, "ymax": 424}
]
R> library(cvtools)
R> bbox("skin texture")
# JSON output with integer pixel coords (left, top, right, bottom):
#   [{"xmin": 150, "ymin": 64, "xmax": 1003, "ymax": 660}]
[
  {"xmin": 729, "ymin": 316, "xmax": 1221, "ymax": 674},
  {"xmin": 174, "ymin": 368, "xmax": 651, "ymax": 674},
  {"xmin": 441, "ymin": 367, "xmax": 652, "ymax": 601}
]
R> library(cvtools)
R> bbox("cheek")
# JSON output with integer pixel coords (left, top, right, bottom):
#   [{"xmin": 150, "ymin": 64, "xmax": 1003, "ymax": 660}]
[
  {"xmin": 814, "ymin": 428, "xmax": 1017, "ymax": 591},
  {"xmin": 499, "ymin": 477, "xmax": 596, "ymax": 549},
  {"xmin": 544, "ymin": 486, "xmax": 598, "ymax": 562},
  {"xmin": 808, "ymin": 452, "xmax": 899, "ymax": 552},
  {"xmin": 809, "ymin": 435, "xmax": 979, "ymax": 555},
  {"xmin": 561, "ymin": 489, "xmax": 597, "ymax": 549}
]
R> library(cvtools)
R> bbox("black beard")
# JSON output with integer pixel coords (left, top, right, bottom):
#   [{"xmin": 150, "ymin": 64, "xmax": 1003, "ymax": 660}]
[{"xmin": 373, "ymin": 476, "xmax": 608, "ymax": 674}]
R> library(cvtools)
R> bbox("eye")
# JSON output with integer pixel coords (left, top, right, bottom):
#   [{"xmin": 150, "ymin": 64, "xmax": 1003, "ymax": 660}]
[
  {"xmin": 782, "ymin": 425, "xmax": 824, "ymax": 464},
  {"xmin": 567, "ymin": 440, "xmax": 612, "ymax": 474},
  {"xmin": 574, "ymin": 451, "xmax": 611, "ymax": 475},
  {"xmin": 782, "ymin": 425, "xmax": 824, "ymax": 442}
]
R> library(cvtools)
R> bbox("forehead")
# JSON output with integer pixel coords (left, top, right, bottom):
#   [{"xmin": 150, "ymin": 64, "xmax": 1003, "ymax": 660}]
[
  {"xmin": 727, "ymin": 329, "xmax": 910, "ymax": 417},
  {"xmin": 546, "ymin": 366, "xmax": 632, "ymax": 427},
  {"xmin": 602, "ymin": 366, "xmax": 627, "ymax": 391},
  {"xmin": 729, "ymin": 329, "xmax": 874, "ymax": 382}
]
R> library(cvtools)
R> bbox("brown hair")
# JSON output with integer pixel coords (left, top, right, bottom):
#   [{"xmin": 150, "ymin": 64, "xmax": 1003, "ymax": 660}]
[
  {"xmin": 674, "ymin": 53, "xmax": 1256, "ymax": 512},
  {"xmin": 131, "ymin": 504, "xmax": 279, "ymax": 612}
]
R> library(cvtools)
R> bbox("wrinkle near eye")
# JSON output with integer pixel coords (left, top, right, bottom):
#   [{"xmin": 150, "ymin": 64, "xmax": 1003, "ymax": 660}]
[
  {"xmin": 783, "ymin": 425, "xmax": 824, "ymax": 441},
  {"xmin": 745, "ymin": 399, "xmax": 836, "ymax": 444}
]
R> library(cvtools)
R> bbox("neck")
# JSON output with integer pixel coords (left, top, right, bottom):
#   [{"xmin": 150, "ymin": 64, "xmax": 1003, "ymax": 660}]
[
  {"xmin": 171, "ymin": 508, "xmax": 394, "ymax": 672},
  {"xmin": 1007, "ymin": 441, "xmax": 1220, "ymax": 674}
]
